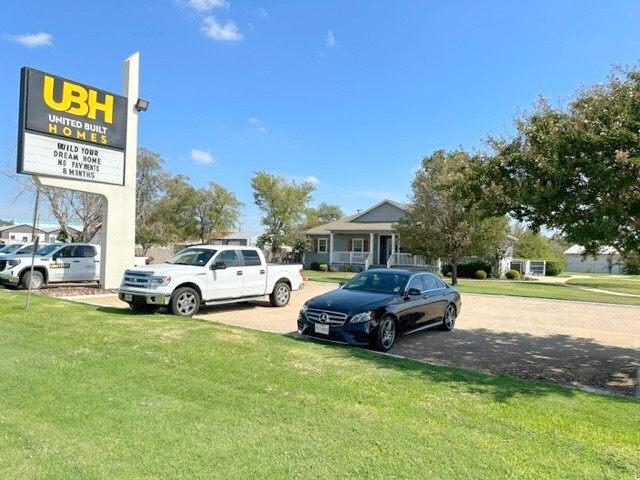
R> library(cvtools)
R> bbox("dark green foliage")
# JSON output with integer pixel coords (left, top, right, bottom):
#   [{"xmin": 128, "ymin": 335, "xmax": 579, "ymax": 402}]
[
  {"xmin": 622, "ymin": 252, "xmax": 640, "ymax": 275},
  {"xmin": 545, "ymin": 261, "xmax": 564, "ymax": 276},
  {"xmin": 310, "ymin": 261, "xmax": 321, "ymax": 271},
  {"xmin": 442, "ymin": 259, "xmax": 493, "ymax": 278}
]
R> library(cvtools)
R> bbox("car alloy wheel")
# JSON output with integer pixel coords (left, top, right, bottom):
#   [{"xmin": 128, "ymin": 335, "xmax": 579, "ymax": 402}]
[
  {"xmin": 442, "ymin": 304, "xmax": 456, "ymax": 331},
  {"xmin": 377, "ymin": 316, "xmax": 396, "ymax": 351}
]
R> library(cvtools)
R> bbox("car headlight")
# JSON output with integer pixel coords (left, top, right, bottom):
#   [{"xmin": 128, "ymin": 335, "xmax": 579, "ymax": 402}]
[
  {"xmin": 7, "ymin": 259, "xmax": 21, "ymax": 267},
  {"xmin": 151, "ymin": 275, "xmax": 171, "ymax": 286},
  {"xmin": 299, "ymin": 303, "xmax": 308, "ymax": 315},
  {"xmin": 350, "ymin": 311, "xmax": 372, "ymax": 324}
]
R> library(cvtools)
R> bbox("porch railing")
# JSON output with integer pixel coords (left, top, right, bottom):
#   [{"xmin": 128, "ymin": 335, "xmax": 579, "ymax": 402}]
[
  {"xmin": 387, "ymin": 253, "xmax": 429, "ymax": 268},
  {"xmin": 330, "ymin": 251, "xmax": 371, "ymax": 265}
]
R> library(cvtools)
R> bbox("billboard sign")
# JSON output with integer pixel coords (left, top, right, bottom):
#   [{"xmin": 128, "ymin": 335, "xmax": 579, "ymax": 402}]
[{"xmin": 17, "ymin": 68, "xmax": 128, "ymax": 186}]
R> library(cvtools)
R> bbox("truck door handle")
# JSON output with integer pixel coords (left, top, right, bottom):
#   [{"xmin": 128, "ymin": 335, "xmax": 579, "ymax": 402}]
[
  {"xmin": 260, "ymin": 270, "xmax": 265, "ymax": 275},
  {"xmin": 72, "ymin": 260, "xmax": 80, "ymax": 263},
  {"xmin": 237, "ymin": 271, "xmax": 243, "ymax": 276}
]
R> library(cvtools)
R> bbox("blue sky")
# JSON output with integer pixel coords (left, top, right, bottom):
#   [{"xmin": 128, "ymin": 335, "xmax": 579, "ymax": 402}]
[{"xmin": 1, "ymin": 1, "xmax": 639, "ymax": 231}]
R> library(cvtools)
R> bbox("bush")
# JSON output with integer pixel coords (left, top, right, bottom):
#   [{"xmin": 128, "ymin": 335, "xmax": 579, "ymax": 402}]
[
  {"xmin": 442, "ymin": 259, "xmax": 494, "ymax": 279},
  {"xmin": 474, "ymin": 270, "xmax": 487, "ymax": 280},
  {"xmin": 506, "ymin": 269, "xmax": 520, "ymax": 280},
  {"xmin": 319, "ymin": 264, "xmax": 328, "ymax": 272},
  {"xmin": 339, "ymin": 263, "xmax": 352, "ymax": 273},
  {"xmin": 622, "ymin": 252, "xmax": 640, "ymax": 275},
  {"xmin": 545, "ymin": 261, "xmax": 564, "ymax": 276},
  {"xmin": 329, "ymin": 265, "xmax": 338, "ymax": 272},
  {"xmin": 310, "ymin": 261, "xmax": 321, "ymax": 271}
]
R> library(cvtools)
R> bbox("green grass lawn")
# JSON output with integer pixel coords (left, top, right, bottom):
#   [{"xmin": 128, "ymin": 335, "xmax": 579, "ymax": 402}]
[
  {"xmin": 304, "ymin": 270, "xmax": 355, "ymax": 283},
  {"xmin": 0, "ymin": 290, "xmax": 638, "ymax": 479},
  {"xmin": 566, "ymin": 277, "xmax": 640, "ymax": 296}
]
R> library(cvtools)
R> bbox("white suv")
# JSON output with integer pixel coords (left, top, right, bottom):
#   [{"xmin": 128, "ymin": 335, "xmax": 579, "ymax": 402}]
[{"xmin": 0, "ymin": 243, "xmax": 101, "ymax": 290}]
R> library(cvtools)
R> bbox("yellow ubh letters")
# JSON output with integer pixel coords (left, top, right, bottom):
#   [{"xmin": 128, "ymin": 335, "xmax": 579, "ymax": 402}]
[{"xmin": 42, "ymin": 75, "xmax": 114, "ymax": 124}]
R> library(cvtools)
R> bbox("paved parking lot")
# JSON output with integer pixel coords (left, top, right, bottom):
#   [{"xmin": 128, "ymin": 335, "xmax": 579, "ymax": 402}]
[{"xmin": 71, "ymin": 281, "xmax": 640, "ymax": 395}]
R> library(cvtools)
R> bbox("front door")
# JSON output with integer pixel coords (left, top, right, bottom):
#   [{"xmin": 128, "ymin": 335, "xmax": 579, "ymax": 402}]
[
  {"xmin": 51, "ymin": 245, "xmax": 84, "ymax": 282},
  {"xmin": 379, "ymin": 236, "xmax": 392, "ymax": 265}
]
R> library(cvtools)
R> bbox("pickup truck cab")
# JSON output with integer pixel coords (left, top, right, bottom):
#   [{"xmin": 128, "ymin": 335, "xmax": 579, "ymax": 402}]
[
  {"xmin": 118, "ymin": 245, "xmax": 304, "ymax": 316},
  {"xmin": 0, "ymin": 243, "xmax": 100, "ymax": 289}
]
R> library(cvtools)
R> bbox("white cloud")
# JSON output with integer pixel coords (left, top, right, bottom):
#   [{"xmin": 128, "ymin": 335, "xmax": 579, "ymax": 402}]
[
  {"xmin": 187, "ymin": 0, "xmax": 229, "ymax": 12},
  {"xmin": 191, "ymin": 149, "xmax": 216, "ymax": 164},
  {"xmin": 248, "ymin": 117, "xmax": 260, "ymax": 125},
  {"xmin": 201, "ymin": 16, "xmax": 243, "ymax": 41},
  {"xmin": 257, "ymin": 126, "xmax": 267, "ymax": 133},
  {"xmin": 306, "ymin": 176, "xmax": 319, "ymax": 184},
  {"xmin": 3, "ymin": 32, "xmax": 53, "ymax": 48},
  {"xmin": 256, "ymin": 8, "xmax": 270, "ymax": 19},
  {"xmin": 325, "ymin": 30, "xmax": 336, "ymax": 47}
]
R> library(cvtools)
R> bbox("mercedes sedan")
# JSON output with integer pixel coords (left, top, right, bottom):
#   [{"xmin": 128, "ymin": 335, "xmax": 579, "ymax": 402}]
[{"xmin": 298, "ymin": 268, "xmax": 461, "ymax": 352}]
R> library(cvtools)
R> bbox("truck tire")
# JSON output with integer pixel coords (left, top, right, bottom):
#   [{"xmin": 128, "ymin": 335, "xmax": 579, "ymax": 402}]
[
  {"xmin": 270, "ymin": 281, "xmax": 291, "ymax": 307},
  {"xmin": 21, "ymin": 271, "xmax": 44, "ymax": 290},
  {"xmin": 169, "ymin": 287, "xmax": 200, "ymax": 317}
]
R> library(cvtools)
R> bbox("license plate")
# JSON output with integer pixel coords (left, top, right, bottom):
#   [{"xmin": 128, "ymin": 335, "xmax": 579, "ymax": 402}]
[
  {"xmin": 314, "ymin": 323, "xmax": 329, "ymax": 335},
  {"xmin": 124, "ymin": 294, "xmax": 132, "ymax": 302}
]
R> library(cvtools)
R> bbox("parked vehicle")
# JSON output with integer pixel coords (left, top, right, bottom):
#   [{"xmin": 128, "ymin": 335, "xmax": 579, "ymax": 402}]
[
  {"xmin": 0, "ymin": 243, "xmax": 100, "ymax": 290},
  {"xmin": 134, "ymin": 256, "xmax": 150, "ymax": 267},
  {"xmin": 118, "ymin": 245, "xmax": 304, "ymax": 316},
  {"xmin": 298, "ymin": 268, "xmax": 461, "ymax": 351},
  {"xmin": 0, "ymin": 243, "xmax": 27, "ymax": 256}
]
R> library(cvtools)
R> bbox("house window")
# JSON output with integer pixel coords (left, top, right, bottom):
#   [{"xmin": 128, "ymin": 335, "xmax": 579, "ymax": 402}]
[
  {"xmin": 317, "ymin": 238, "xmax": 328, "ymax": 253},
  {"xmin": 352, "ymin": 239, "xmax": 364, "ymax": 252}
]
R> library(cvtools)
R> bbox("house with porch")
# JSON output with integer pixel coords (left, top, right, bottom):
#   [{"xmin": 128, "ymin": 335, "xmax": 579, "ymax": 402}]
[{"xmin": 303, "ymin": 199, "xmax": 435, "ymax": 271}]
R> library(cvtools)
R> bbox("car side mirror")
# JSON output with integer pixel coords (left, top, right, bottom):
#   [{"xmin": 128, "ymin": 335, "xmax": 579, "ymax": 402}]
[
  {"xmin": 338, "ymin": 282, "xmax": 345, "ymax": 288},
  {"xmin": 406, "ymin": 287, "xmax": 421, "ymax": 296},
  {"xmin": 213, "ymin": 261, "xmax": 226, "ymax": 270}
]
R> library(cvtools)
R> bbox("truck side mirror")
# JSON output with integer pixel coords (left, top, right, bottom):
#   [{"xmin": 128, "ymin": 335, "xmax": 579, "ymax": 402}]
[{"xmin": 213, "ymin": 261, "xmax": 226, "ymax": 270}]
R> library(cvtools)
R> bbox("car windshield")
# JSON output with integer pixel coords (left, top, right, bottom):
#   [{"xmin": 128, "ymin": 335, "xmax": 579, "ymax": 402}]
[
  {"xmin": 15, "ymin": 245, "xmax": 37, "ymax": 255},
  {"xmin": 0, "ymin": 244, "xmax": 24, "ymax": 254},
  {"xmin": 166, "ymin": 248, "xmax": 216, "ymax": 266},
  {"xmin": 342, "ymin": 271, "xmax": 409, "ymax": 294},
  {"xmin": 35, "ymin": 244, "xmax": 59, "ymax": 256}
]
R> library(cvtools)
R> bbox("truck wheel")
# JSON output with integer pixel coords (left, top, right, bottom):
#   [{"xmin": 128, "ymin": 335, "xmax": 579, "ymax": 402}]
[
  {"xmin": 169, "ymin": 287, "xmax": 200, "ymax": 316},
  {"xmin": 270, "ymin": 282, "xmax": 291, "ymax": 307},
  {"xmin": 21, "ymin": 271, "xmax": 44, "ymax": 290}
]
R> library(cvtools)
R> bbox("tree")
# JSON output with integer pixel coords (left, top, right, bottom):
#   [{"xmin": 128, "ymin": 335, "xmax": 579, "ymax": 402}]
[
  {"xmin": 0, "ymin": 219, "xmax": 14, "ymax": 226},
  {"xmin": 395, "ymin": 149, "xmax": 509, "ymax": 285},
  {"xmin": 251, "ymin": 171, "xmax": 315, "ymax": 258},
  {"xmin": 154, "ymin": 175, "xmax": 199, "ymax": 242},
  {"xmin": 509, "ymin": 223, "xmax": 564, "ymax": 261},
  {"xmin": 192, "ymin": 182, "xmax": 243, "ymax": 244},
  {"xmin": 470, "ymin": 65, "xmax": 640, "ymax": 257},
  {"xmin": 135, "ymin": 148, "xmax": 171, "ymax": 252},
  {"xmin": 304, "ymin": 202, "xmax": 344, "ymax": 229}
]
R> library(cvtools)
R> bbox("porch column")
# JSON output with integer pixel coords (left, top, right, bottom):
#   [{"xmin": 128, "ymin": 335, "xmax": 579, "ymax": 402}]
[
  {"xmin": 369, "ymin": 233, "xmax": 373, "ymax": 258},
  {"xmin": 391, "ymin": 234, "xmax": 396, "ymax": 267},
  {"xmin": 329, "ymin": 233, "xmax": 334, "ymax": 265}
]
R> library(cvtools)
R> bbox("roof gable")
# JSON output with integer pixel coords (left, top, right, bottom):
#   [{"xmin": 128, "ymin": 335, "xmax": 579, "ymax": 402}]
[{"xmin": 350, "ymin": 199, "xmax": 408, "ymax": 223}]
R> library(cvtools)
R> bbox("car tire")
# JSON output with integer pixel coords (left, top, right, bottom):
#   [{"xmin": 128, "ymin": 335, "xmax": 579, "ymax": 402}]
[
  {"xmin": 373, "ymin": 315, "xmax": 397, "ymax": 352},
  {"xmin": 270, "ymin": 282, "xmax": 291, "ymax": 307},
  {"xmin": 440, "ymin": 304, "xmax": 457, "ymax": 331},
  {"xmin": 129, "ymin": 303, "xmax": 159, "ymax": 313},
  {"xmin": 21, "ymin": 271, "xmax": 44, "ymax": 290},
  {"xmin": 169, "ymin": 287, "xmax": 200, "ymax": 317}
]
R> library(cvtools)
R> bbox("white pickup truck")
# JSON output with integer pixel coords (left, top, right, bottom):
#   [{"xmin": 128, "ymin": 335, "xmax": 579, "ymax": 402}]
[{"xmin": 118, "ymin": 245, "xmax": 304, "ymax": 316}]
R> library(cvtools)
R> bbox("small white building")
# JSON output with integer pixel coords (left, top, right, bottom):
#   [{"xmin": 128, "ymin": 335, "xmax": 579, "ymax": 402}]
[{"xmin": 563, "ymin": 245, "xmax": 622, "ymax": 274}]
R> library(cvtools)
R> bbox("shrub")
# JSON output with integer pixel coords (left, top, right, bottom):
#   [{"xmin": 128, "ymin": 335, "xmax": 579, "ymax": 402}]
[
  {"xmin": 443, "ymin": 259, "xmax": 493, "ymax": 278},
  {"xmin": 474, "ymin": 270, "xmax": 487, "ymax": 280},
  {"xmin": 622, "ymin": 252, "xmax": 640, "ymax": 275},
  {"xmin": 545, "ymin": 261, "xmax": 564, "ymax": 276},
  {"xmin": 506, "ymin": 269, "xmax": 520, "ymax": 280},
  {"xmin": 310, "ymin": 261, "xmax": 321, "ymax": 271},
  {"xmin": 339, "ymin": 263, "xmax": 352, "ymax": 273},
  {"xmin": 319, "ymin": 263, "xmax": 328, "ymax": 272},
  {"xmin": 329, "ymin": 265, "xmax": 338, "ymax": 272}
]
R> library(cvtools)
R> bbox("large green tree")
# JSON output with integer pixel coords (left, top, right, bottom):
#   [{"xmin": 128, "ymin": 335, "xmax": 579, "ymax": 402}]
[
  {"xmin": 251, "ymin": 171, "xmax": 315, "ymax": 258},
  {"xmin": 135, "ymin": 148, "xmax": 171, "ymax": 252},
  {"xmin": 304, "ymin": 202, "xmax": 344, "ymax": 229},
  {"xmin": 395, "ymin": 149, "xmax": 509, "ymax": 285},
  {"xmin": 470, "ymin": 66, "xmax": 640, "ymax": 257},
  {"xmin": 192, "ymin": 182, "xmax": 244, "ymax": 244}
]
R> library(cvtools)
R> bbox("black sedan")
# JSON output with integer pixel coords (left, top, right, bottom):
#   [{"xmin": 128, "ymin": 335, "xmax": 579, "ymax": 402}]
[{"xmin": 298, "ymin": 268, "xmax": 461, "ymax": 352}]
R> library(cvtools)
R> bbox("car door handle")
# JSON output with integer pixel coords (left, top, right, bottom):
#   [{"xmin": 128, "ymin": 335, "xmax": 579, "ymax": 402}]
[
  {"xmin": 260, "ymin": 270, "xmax": 265, "ymax": 275},
  {"xmin": 72, "ymin": 260, "xmax": 80, "ymax": 263},
  {"xmin": 237, "ymin": 271, "xmax": 243, "ymax": 276}
]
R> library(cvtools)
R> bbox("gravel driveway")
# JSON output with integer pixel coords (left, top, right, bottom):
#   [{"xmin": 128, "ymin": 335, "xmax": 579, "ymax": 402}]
[{"xmin": 44, "ymin": 281, "xmax": 640, "ymax": 396}]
